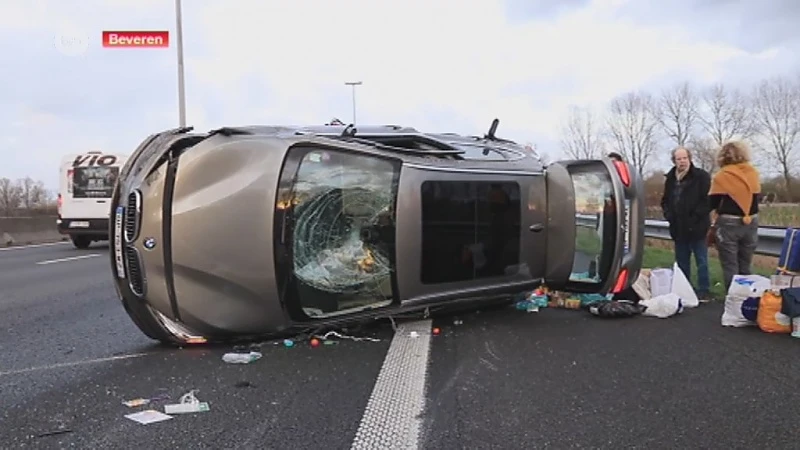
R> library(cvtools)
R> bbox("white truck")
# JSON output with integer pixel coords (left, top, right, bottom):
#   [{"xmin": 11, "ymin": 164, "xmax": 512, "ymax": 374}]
[{"xmin": 57, "ymin": 151, "xmax": 128, "ymax": 249}]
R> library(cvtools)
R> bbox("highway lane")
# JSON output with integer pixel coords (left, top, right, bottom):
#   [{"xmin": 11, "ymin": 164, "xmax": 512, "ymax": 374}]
[{"xmin": 2, "ymin": 244, "xmax": 800, "ymax": 448}]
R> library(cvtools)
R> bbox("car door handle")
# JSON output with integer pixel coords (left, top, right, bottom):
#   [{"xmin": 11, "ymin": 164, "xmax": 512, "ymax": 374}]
[
  {"xmin": 529, "ymin": 223, "xmax": 544, "ymax": 232},
  {"xmin": 97, "ymin": 200, "xmax": 107, "ymax": 203}
]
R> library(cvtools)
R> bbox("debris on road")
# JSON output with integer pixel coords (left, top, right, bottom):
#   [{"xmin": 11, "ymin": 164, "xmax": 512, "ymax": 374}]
[
  {"xmin": 122, "ymin": 393, "xmax": 170, "ymax": 408},
  {"xmin": 164, "ymin": 390, "xmax": 210, "ymax": 415},
  {"xmin": 125, "ymin": 410, "xmax": 173, "ymax": 425},
  {"xmin": 36, "ymin": 428, "xmax": 73, "ymax": 438},
  {"xmin": 514, "ymin": 290, "xmax": 549, "ymax": 313},
  {"xmin": 588, "ymin": 300, "xmax": 644, "ymax": 318},
  {"xmin": 314, "ymin": 330, "xmax": 381, "ymax": 343},
  {"xmin": 222, "ymin": 351, "xmax": 263, "ymax": 364},
  {"xmin": 122, "ymin": 398, "xmax": 150, "ymax": 408}
]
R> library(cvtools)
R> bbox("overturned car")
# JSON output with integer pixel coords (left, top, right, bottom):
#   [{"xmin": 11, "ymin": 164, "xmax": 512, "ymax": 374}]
[{"xmin": 110, "ymin": 121, "xmax": 645, "ymax": 345}]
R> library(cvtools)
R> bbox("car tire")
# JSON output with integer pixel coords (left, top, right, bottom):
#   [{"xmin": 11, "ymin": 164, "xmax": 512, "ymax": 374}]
[
  {"xmin": 120, "ymin": 296, "xmax": 185, "ymax": 346},
  {"xmin": 72, "ymin": 236, "xmax": 91, "ymax": 249}
]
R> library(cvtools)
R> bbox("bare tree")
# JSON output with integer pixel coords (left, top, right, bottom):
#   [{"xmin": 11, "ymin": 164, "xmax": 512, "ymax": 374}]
[
  {"xmin": 605, "ymin": 91, "xmax": 659, "ymax": 175},
  {"xmin": 17, "ymin": 177, "xmax": 36, "ymax": 210},
  {"xmin": 751, "ymin": 76, "xmax": 800, "ymax": 192},
  {"xmin": 698, "ymin": 83, "xmax": 755, "ymax": 146},
  {"xmin": 655, "ymin": 81, "xmax": 699, "ymax": 147},
  {"xmin": 687, "ymin": 136, "xmax": 718, "ymax": 173},
  {"xmin": 0, "ymin": 178, "xmax": 21, "ymax": 216},
  {"xmin": 559, "ymin": 106, "xmax": 603, "ymax": 159}
]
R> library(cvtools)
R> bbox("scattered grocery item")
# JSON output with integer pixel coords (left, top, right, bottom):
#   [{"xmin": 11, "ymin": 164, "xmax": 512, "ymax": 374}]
[
  {"xmin": 163, "ymin": 390, "xmax": 210, "ymax": 415},
  {"xmin": 222, "ymin": 351, "xmax": 263, "ymax": 364}
]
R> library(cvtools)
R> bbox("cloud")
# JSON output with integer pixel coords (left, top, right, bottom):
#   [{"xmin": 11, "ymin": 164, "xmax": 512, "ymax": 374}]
[{"xmin": 1, "ymin": 0, "xmax": 798, "ymax": 189}]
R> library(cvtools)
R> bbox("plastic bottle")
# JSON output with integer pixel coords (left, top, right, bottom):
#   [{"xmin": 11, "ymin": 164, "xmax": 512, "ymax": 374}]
[{"xmin": 222, "ymin": 351, "xmax": 262, "ymax": 364}]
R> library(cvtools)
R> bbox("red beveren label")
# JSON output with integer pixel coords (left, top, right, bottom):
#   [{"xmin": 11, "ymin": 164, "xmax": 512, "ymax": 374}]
[{"xmin": 102, "ymin": 31, "xmax": 170, "ymax": 48}]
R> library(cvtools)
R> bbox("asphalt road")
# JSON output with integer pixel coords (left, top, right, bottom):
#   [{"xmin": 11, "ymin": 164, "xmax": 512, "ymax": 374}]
[{"xmin": 2, "ymin": 242, "xmax": 800, "ymax": 449}]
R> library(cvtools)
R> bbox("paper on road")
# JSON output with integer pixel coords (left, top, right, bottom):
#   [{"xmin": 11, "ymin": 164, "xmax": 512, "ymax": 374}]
[{"xmin": 125, "ymin": 410, "xmax": 173, "ymax": 425}]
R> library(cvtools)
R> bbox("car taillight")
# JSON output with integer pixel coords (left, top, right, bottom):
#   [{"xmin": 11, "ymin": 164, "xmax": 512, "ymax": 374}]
[
  {"xmin": 613, "ymin": 160, "xmax": 630, "ymax": 187},
  {"xmin": 57, "ymin": 194, "xmax": 62, "ymax": 216},
  {"xmin": 611, "ymin": 268, "xmax": 628, "ymax": 293}
]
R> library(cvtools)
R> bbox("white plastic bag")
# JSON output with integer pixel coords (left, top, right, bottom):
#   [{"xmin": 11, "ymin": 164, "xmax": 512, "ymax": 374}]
[
  {"xmin": 670, "ymin": 262, "xmax": 699, "ymax": 308},
  {"xmin": 727, "ymin": 274, "xmax": 770, "ymax": 298},
  {"xmin": 640, "ymin": 293, "xmax": 684, "ymax": 319},
  {"xmin": 631, "ymin": 269, "xmax": 652, "ymax": 301},
  {"xmin": 721, "ymin": 294, "xmax": 760, "ymax": 327},
  {"xmin": 650, "ymin": 268, "xmax": 673, "ymax": 298}
]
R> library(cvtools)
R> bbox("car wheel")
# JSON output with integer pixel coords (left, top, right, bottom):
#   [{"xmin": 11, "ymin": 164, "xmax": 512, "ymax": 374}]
[
  {"xmin": 72, "ymin": 236, "xmax": 91, "ymax": 249},
  {"xmin": 120, "ymin": 295, "xmax": 205, "ymax": 346}
]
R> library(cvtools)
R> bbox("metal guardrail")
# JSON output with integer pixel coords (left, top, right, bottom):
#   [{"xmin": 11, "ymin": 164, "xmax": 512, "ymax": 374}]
[{"xmin": 576, "ymin": 214, "xmax": 787, "ymax": 257}]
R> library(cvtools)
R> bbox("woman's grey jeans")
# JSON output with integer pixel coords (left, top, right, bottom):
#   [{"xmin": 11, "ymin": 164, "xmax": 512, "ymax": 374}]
[{"xmin": 715, "ymin": 214, "xmax": 759, "ymax": 293}]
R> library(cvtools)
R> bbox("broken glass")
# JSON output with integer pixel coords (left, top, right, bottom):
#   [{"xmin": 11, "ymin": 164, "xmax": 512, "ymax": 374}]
[{"xmin": 289, "ymin": 150, "xmax": 399, "ymax": 316}]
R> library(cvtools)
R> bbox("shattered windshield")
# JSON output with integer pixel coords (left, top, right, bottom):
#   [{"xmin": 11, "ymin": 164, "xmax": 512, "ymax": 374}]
[{"xmin": 286, "ymin": 149, "xmax": 400, "ymax": 318}]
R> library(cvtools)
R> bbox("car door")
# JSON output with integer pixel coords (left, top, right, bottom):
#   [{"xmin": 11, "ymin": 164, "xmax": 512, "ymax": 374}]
[{"xmin": 543, "ymin": 157, "xmax": 645, "ymax": 294}]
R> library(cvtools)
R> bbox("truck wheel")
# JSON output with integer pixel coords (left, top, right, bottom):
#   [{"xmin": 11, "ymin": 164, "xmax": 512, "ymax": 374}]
[{"xmin": 72, "ymin": 236, "xmax": 91, "ymax": 249}]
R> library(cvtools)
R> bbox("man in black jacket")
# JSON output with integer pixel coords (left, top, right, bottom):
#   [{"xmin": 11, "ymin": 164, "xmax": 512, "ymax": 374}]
[{"xmin": 661, "ymin": 147, "xmax": 712, "ymax": 300}]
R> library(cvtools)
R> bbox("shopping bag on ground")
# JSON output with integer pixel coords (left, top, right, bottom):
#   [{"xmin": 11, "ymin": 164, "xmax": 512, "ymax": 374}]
[
  {"xmin": 650, "ymin": 268, "xmax": 673, "ymax": 298},
  {"xmin": 631, "ymin": 269, "xmax": 652, "ymax": 301},
  {"xmin": 640, "ymin": 293, "xmax": 683, "ymax": 319},
  {"xmin": 721, "ymin": 294, "xmax": 760, "ymax": 327},
  {"xmin": 779, "ymin": 287, "xmax": 800, "ymax": 319},
  {"xmin": 727, "ymin": 274, "xmax": 770, "ymax": 298},
  {"xmin": 670, "ymin": 262, "xmax": 698, "ymax": 308},
  {"xmin": 756, "ymin": 291, "xmax": 792, "ymax": 334}
]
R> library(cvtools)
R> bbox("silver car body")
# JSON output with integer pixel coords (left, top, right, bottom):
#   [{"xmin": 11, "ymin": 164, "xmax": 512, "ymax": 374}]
[{"xmin": 110, "ymin": 123, "xmax": 645, "ymax": 344}]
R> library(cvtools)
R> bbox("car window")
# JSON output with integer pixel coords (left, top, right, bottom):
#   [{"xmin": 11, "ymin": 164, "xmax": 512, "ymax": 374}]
[
  {"xmin": 420, "ymin": 180, "xmax": 521, "ymax": 284},
  {"xmin": 283, "ymin": 148, "xmax": 401, "ymax": 318},
  {"xmin": 71, "ymin": 166, "xmax": 119, "ymax": 198},
  {"xmin": 571, "ymin": 170, "xmax": 617, "ymax": 284}
]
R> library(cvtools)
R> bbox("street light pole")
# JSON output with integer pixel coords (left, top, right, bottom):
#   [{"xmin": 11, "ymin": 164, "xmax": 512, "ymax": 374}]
[
  {"xmin": 344, "ymin": 81, "xmax": 362, "ymax": 125},
  {"xmin": 175, "ymin": 0, "xmax": 187, "ymax": 128}
]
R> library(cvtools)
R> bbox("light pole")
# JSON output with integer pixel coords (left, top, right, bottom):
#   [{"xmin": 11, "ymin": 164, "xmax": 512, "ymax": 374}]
[
  {"xmin": 344, "ymin": 81, "xmax": 362, "ymax": 125},
  {"xmin": 175, "ymin": 0, "xmax": 187, "ymax": 128}
]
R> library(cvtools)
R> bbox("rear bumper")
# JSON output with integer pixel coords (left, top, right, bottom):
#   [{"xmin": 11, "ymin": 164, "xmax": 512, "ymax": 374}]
[{"xmin": 57, "ymin": 218, "xmax": 110, "ymax": 237}]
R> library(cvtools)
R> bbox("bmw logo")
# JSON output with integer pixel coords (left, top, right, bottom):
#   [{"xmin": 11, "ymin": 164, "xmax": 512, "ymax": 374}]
[{"xmin": 143, "ymin": 237, "xmax": 157, "ymax": 250}]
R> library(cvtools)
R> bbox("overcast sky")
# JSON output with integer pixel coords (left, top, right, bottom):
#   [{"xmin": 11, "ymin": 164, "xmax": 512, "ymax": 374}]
[{"xmin": 2, "ymin": 0, "xmax": 799, "ymax": 190}]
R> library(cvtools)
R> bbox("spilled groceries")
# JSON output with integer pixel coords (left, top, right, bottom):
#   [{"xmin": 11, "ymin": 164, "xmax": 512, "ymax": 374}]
[{"xmin": 512, "ymin": 264, "xmax": 700, "ymax": 321}]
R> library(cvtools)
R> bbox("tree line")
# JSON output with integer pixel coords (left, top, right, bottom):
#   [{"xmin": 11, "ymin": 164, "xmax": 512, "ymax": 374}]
[
  {"xmin": 0, "ymin": 177, "xmax": 56, "ymax": 217},
  {"xmin": 559, "ymin": 76, "xmax": 800, "ymax": 201}
]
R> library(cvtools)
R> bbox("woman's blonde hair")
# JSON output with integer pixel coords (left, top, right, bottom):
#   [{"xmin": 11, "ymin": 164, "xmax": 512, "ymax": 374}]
[{"xmin": 716, "ymin": 140, "xmax": 751, "ymax": 167}]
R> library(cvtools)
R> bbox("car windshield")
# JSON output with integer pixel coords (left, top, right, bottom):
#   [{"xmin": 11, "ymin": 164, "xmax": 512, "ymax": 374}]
[{"xmin": 284, "ymin": 149, "xmax": 401, "ymax": 318}]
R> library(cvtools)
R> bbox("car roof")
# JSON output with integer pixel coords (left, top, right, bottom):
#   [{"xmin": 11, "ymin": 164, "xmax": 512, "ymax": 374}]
[{"xmin": 211, "ymin": 122, "xmax": 545, "ymax": 167}]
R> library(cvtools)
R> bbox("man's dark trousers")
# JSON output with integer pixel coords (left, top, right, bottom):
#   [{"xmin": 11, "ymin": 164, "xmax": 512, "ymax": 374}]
[{"xmin": 674, "ymin": 238, "xmax": 710, "ymax": 296}]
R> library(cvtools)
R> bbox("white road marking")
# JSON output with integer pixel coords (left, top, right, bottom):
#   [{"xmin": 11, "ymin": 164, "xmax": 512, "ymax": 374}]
[
  {"xmin": 36, "ymin": 254, "xmax": 101, "ymax": 265},
  {"xmin": 0, "ymin": 241, "xmax": 70, "ymax": 252},
  {"xmin": 0, "ymin": 352, "xmax": 151, "ymax": 377},
  {"xmin": 351, "ymin": 319, "xmax": 433, "ymax": 450}
]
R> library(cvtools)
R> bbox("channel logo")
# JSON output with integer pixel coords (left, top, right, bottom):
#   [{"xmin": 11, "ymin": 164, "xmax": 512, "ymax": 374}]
[{"xmin": 102, "ymin": 31, "xmax": 170, "ymax": 48}]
